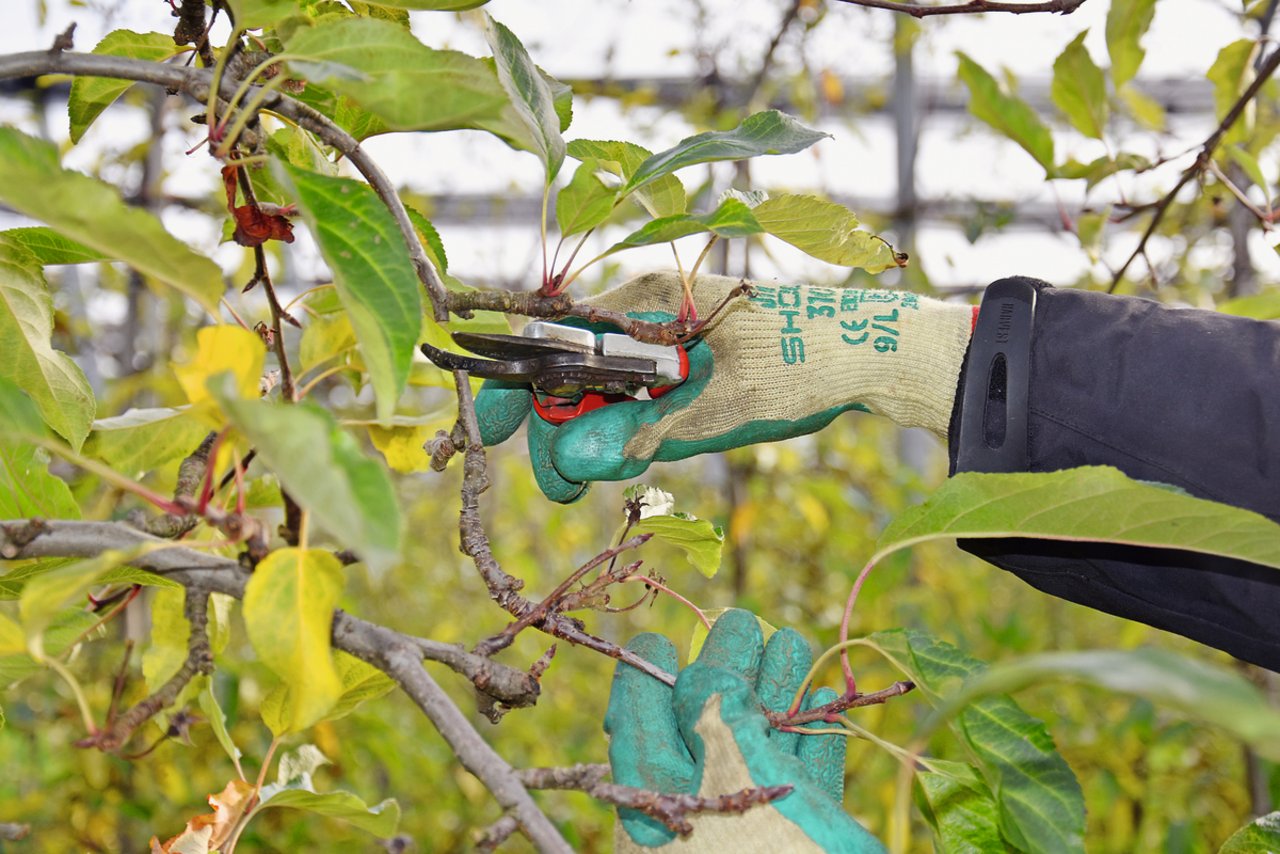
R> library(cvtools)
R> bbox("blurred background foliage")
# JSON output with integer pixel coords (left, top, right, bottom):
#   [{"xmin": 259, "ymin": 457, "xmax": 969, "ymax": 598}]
[{"xmin": 1, "ymin": 0, "xmax": 1278, "ymax": 851}]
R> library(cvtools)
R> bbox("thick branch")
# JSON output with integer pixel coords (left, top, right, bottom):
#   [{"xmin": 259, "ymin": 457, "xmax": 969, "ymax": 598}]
[
  {"xmin": 1110, "ymin": 45, "xmax": 1280, "ymax": 291},
  {"xmin": 378, "ymin": 646, "xmax": 570, "ymax": 853},
  {"xmin": 0, "ymin": 50, "xmax": 449, "ymax": 320},
  {"xmin": 0, "ymin": 520, "xmax": 537, "ymax": 709},
  {"xmin": 831, "ymin": 0, "xmax": 1087, "ymax": 15}
]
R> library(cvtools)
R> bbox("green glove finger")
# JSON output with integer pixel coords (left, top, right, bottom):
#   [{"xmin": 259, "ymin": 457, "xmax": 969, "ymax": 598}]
[
  {"xmin": 797, "ymin": 686, "xmax": 847, "ymax": 803},
  {"xmin": 473, "ymin": 379, "xmax": 531, "ymax": 446},
  {"xmin": 605, "ymin": 633, "xmax": 693, "ymax": 847},
  {"xmin": 756, "ymin": 628, "xmax": 814, "ymax": 756},
  {"xmin": 674, "ymin": 664, "xmax": 884, "ymax": 854},
  {"xmin": 526, "ymin": 412, "xmax": 589, "ymax": 503},
  {"xmin": 695, "ymin": 609, "xmax": 765, "ymax": 679},
  {"xmin": 548, "ymin": 339, "xmax": 715, "ymax": 484}
]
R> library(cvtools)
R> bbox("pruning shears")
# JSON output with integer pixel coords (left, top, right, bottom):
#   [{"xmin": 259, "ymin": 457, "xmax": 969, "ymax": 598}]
[{"xmin": 419, "ymin": 321, "xmax": 689, "ymax": 425}]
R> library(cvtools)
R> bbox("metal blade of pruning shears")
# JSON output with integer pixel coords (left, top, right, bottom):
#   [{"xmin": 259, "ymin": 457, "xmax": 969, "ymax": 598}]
[{"xmin": 419, "ymin": 321, "xmax": 689, "ymax": 424}]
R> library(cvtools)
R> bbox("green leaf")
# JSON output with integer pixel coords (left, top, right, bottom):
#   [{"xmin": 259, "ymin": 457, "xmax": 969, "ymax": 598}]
[
  {"xmin": 359, "ymin": 0, "xmax": 487, "ymax": 7},
  {"xmin": 1051, "ymin": 31, "xmax": 1108, "ymax": 140},
  {"xmin": 483, "ymin": 14, "xmax": 566, "ymax": 182},
  {"xmin": 0, "ymin": 560, "xmax": 177, "ymax": 599},
  {"xmin": 225, "ymin": 0, "xmax": 302, "ymax": 30},
  {"xmin": 1209, "ymin": 39, "xmax": 1257, "ymax": 120},
  {"xmin": 284, "ymin": 18, "xmax": 511, "ymax": 137},
  {"xmin": 0, "ymin": 609, "xmax": 101, "ymax": 686},
  {"xmin": 1055, "ymin": 153, "xmax": 1151, "ymax": 191},
  {"xmin": 19, "ymin": 551, "xmax": 136, "ymax": 657},
  {"xmin": 1217, "ymin": 290, "xmax": 1280, "ymax": 320},
  {"xmin": 259, "ymin": 788, "xmax": 401, "ymax": 837},
  {"xmin": 868, "ymin": 629, "xmax": 1084, "ymax": 853},
  {"xmin": 632, "ymin": 515, "xmax": 725, "ymax": 578},
  {"xmin": 956, "ymin": 53, "xmax": 1055, "ymax": 174},
  {"xmin": 1227, "ymin": 145, "xmax": 1272, "ymax": 209},
  {"xmin": 0, "ymin": 248, "xmax": 95, "ymax": 451},
  {"xmin": 0, "ymin": 229, "xmax": 107, "ymax": 266},
  {"xmin": 0, "ymin": 377, "xmax": 48, "ymax": 439},
  {"xmin": 243, "ymin": 548, "xmax": 344, "ymax": 734},
  {"xmin": 324, "ymin": 651, "xmax": 396, "ymax": 722},
  {"xmin": 0, "ymin": 613, "xmax": 22, "ymax": 655},
  {"xmin": 212, "ymin": 385, "xmax": 402, "ymax": 571},
  {"xmin": 607, "ymin": 198, "xmax": 761, "ymax": 255},
  {"xmin": 873, "ymin": 466, "xmax": 1280, "ymax": 572},
  {"xmin": 69, "ymin": 31, "xmax": 179, "ymax": 143},
  {"xmin": 0, "ymin": 441, "xmax": 78, "ymax": 520},
  {"xmin": 0, "ymin": 129, "xmax": 224, "ymax": 312},
  {"xmin": 276, "ymin": 163, "xmax": 421, "ymax": 422},
  {"xmin": 556, "ymin": 160, "xmax": 618, "ymax": 237},
  {"xmin": 1116, "ymin": 84, "xmax": 1165, "ymax": 131},
  {"xmin": 198, "ymin": 681, "xmax": 244, "ymax": 769},
  {"xmin": 1105, "ymin": 0, "xmax": 1157, "ymax": 88},
  {"xmin": 567, "ymin": 139, "xmax": 686, "ymax": 217},
  {"xmin": 83, "ymin": 407, "xmax": 212, "ymax": 476},
  {"xmin": 913, "ymin": 760, "xmax": 1007, "ymax": 853},
  {"xmin": 1220, "ymin": 811, "xmax": 1280, "ymax": 853},
  {"xmin": 752, "ymin": 193, "xmax": 897, "ymax": 272},
  {"xmin": 926, "ymin": 648, "xmax": 1280, "ymax": 763},
  {"xmin": 624, "ymin": 111, "xmax": 830, "ymax": 195},
  {"xmin": 403, "ymin": 206, "xmax": 448, "ymax": 274}
]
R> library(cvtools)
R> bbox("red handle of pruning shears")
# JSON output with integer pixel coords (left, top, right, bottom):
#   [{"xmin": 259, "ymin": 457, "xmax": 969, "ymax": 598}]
[{"xmin": 532, "ymin": 346, "xmax": 689, "ymax": 425}]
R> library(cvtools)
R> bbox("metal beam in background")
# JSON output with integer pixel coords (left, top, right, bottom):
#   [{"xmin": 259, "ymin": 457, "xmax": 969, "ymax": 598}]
[
  {"xmin": 4, "ymin": 73, "xmax": 1217, "ymax": 118},
  {"xmin": 564, "ymin": 75, "xmax": 1216, "ymax": 118},
  {"xmin": 419, "ymin": 191, "xmax": 1068, "ymax": 230}
]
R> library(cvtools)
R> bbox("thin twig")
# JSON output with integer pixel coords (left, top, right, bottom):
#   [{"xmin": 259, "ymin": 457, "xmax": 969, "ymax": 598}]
[
  {"xmin": 473, "ymin": 535, "xmax": 651, "ymax": 658},
  {"xmin": 450, "ymin": 374, "xmax": 678, "ymax": 688},
  {"xmin": 1110, "ymin": 45, "xmax": 1280, "ymax": 292},
  {"xmin": 830, "ymin": 0, "xmax": 1087, "ymax": 16},
  {"xmin": 78, "ymin": 589, "xmax": 214, "ymax": 753},
  {"xmin": 768, "ymin": 680, "xmax": 916, "ymax": 728}
]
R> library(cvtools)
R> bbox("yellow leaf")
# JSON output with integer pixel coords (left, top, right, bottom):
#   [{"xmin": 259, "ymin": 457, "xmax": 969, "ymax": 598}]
[
  {"xmin": 243, "ymin": 548, "xmax": 344, "ymax": 733},
  {"xmin": 174, "ymin": 325, "xmax": 266, "ymax": 407},
  {"xmin": 368, "ymin": 420, "xmax": 446, "ymax": 473}
]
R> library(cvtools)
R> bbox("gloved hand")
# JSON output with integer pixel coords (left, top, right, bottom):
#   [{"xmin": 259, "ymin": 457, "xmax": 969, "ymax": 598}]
[
  {"xmin": 605, "ymin": 609, "xmax": 885, "ymax": 852},
  {"xmin": 475, "ymin": 272, "xmax": 973, "ymax": 502}
]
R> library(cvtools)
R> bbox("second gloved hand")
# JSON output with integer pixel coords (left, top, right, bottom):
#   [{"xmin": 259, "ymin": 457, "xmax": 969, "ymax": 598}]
[{"xmin": 475, "ymin": 273, "xmax": 973, "ymax": 502}]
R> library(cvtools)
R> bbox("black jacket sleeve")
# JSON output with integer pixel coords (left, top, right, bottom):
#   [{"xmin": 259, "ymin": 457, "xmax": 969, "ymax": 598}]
[{"xmin": 948, "ymin": 277, "xmax": 1280, "ymax": 671}]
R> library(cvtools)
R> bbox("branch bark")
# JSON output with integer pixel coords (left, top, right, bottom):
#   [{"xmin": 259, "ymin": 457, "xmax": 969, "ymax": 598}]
[
  {"xmin": 830, "ymin": 0, "xmax": 1087, "ymax": 15},
  {"xmin": 0, "ymin": 50, "xmax": 450, "ymax": 320}
]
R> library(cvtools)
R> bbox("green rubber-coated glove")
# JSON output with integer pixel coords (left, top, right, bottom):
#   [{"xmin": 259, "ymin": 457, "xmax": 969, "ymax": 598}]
[
  {"xmin": 474, "ymin": 272, "xmax": 972, "ymax": 503},
  {"xmin": 604, "ymin": 609, "xmax": 885, "ymax": 853}
]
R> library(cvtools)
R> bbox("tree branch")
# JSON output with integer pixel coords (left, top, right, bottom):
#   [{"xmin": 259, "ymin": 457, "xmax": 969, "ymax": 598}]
[
  {"xmin": 445, "ymin": 290, "xmax": 698, "ymax": 345},
  {"xmin": 513, "ymin": 763, "xmax": 794, "ymax": 837},
  {"xmin": 450, "ymin": 374, "xmax": 678, "ymax": 688},
  {"xmin": 0, "ymin": 518, "xmax": 564, "ymax": 848},
  {"xmin": 830, "ymin": 0, "xmax": 1087, "ymax": 16},
  {"xmin": 1110, "ymin": 44, "xmax": 1280, "ymax": 292},
  {"xmin": 79, "ymin": 588, "xmax": 214, "ymax": 753},
  {"xmin": 0, "ymin": 50, "xmax": 449, "ymax": 320}
]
